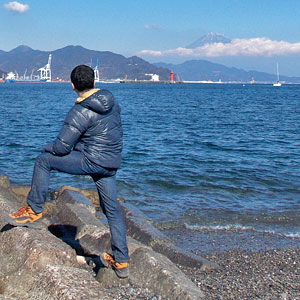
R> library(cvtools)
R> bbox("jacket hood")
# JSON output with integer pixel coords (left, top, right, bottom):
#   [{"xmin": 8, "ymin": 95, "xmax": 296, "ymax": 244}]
[{"xmin": 79, "ymin": 89, "xmax": 115, "ymax": 114}]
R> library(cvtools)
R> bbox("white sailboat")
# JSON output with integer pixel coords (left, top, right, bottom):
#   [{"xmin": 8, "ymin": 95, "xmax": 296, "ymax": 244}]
[{"xmin": 273, "ymin": 63, "xmax": 282, "ymax": 87}]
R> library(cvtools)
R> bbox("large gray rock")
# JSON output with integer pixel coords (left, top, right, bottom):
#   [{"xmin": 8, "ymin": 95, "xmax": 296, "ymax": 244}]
[
  {"xmin": 56, "ymin": 189, "xmax": 96, "ymax": 215},
  {"xmin": 0, "ymin": 182, "xmax": 209, "ymax": 299},
  {"xmin": 120, "ymin": 202, "xmax": 219, "ymax": 270},
  {"xmin": 0, "ymin": 227, "xmax": 106, "ymax": 300},
  {"xmin": 130, "ymin": 247, "xmax": 204, "ymax": 300},
  {"xmin": 96, "ymin": 247, "xmax": 204, "ymax": 300},
  {"xmin": 54, "ymin": 190, "xmax": 111, "ymax": 255},
  {"xmin": 0, "ymin": 227, "xmax": 77, "ymax": 276},
  {"xmin": 96, "ymin": 245, "xmax": 204, "ymax": 299},
  {"xmin": 3, "ymin": 265, "xmax": 103, "ymax": 300},
  {"xmin": 0, "ymin": 176, "xmax": 10, "ymax": 189},
  {"xmin": 120, "ymin": 202, "xmax": 173, "ymax": 246},
  {"xmin": 0, "ymin": 187, "xmax": 27, "ymax": 229},
  {"xmin": 152, "ymin": 241, "xmax": 220, "ymax": 270}
]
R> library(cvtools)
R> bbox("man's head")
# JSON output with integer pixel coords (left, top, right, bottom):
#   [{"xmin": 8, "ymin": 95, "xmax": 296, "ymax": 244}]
[{"xmin": 70, "ymin": 65, "xmax": 95, "ymax": 92}]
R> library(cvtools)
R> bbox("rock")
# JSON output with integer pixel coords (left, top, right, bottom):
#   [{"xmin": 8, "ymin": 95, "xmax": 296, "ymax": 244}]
[
  {"xmin": 54, "ymin": 190, "xmax": 111, "ymax": 254},
  {"xmin": 9, "ymin": 185, "xmax": 30, "ymax": 202},
  {"xmin": 0, "ymin": 181, "xmax": 209, "ymax": 299},
  {"xmin": 55, "ymin": 185, "xmax": 99, "ymax": 206},
  {"xmin": 129, "ymin": 247, "xmax": 205, "ymax": 300},
  {"xmin": 0, "ymin": 227, "xmax": 77, "ymax": 276},
  {"xmin": 152, "ymin": 241, "xmax": 220, "ymax": 271},
  {"xmin": 96, "ymin": 267, "xmax": 130, "ymax": 286},
  {"xmin": 55, "ymin": 202, "xmax": 108, "ymax": 240},
  {"xmin": 56, "ymin": 189, "xmax": 96, "ymax": 215},
  {"xmin": 0, "ymin": 176, "xmax": 10, "ymax": 189},
  {"xmin": 0, "ymin": 226, "xmax": 106, "ymax": 299},
  {"xmin": 95, "ymin": 241, "xmax": 204, "ymax": 299},
  {"xmin": 120, "ymin": 202, "xmax": 173, "ymax": 246},
  {"xmin": 3, "ymin": 265, "xmax": 104, "ymax": 300},
  {"xmin": 0, "ymin": 187, "xmax": 26, "ymax": 229},
  {"xmin": 120, "ymin": 202, "xmax": 219, "ymax": 271}
]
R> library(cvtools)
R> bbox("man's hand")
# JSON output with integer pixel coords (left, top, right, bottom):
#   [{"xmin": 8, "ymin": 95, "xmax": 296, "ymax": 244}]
[{"xmin": 42, "ymin": 142, "xmax": 54, "ymax": 153}]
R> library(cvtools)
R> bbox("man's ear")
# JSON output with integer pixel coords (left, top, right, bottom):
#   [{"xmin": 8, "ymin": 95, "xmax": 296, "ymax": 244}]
[
  {"xmin": 93, "ymin": 80, "xmax": 96, "ymax": 88},
  {"xmin": 71, "ymin": 83, "xmax": 76, "ymax": 90}
]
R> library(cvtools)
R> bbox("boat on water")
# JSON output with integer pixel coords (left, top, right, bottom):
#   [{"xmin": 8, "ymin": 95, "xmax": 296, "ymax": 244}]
[
  {"xmin": 273, "ymin": 63, "xmax": 282, "ymax": 87},
  {"xmin": 5, "ymin": 73, "xmax": 47, "ymax": 83},
  {"xmin": 4, "ymin": 54, "xmax": 52, "ymax": 83}
]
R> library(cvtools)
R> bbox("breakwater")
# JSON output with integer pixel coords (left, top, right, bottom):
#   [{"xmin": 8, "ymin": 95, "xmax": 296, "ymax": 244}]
[{"xmin": 0, "ymin": 175, "xmax": 216, "ymax": 299}]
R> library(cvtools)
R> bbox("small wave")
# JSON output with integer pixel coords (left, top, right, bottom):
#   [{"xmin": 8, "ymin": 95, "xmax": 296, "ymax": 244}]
[
  {"xmin": 184, "ymin": 223, "xmax": 253, "ymax": 232},
  {"xmin": 184, "ymin": 223, "xmax": 300, "ymax": 238}
]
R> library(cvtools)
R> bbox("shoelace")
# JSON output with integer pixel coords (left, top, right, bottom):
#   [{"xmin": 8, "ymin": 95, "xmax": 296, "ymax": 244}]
[
  {"xmin": 104, "ymin": 253, "xmax": 115, "ymax": 266},
  {"xmin": 104, "ymin": 254, "xmax": 128, "ymax": 269},
  {"xmin": 12, "ymin": 206, "xmax": 30, "ymax": 217}
]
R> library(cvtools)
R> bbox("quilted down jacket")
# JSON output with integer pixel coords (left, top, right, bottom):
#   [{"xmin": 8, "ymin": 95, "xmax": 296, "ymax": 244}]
[{"xmin": 43, "ymin": 89, "xmax": 123, "ymax": 169}]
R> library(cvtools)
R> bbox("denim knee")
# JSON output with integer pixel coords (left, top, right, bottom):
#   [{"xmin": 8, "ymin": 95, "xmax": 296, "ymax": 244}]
[{"xmin": 35, "ymin": 152, "xmax": 51, "ymax": 170}]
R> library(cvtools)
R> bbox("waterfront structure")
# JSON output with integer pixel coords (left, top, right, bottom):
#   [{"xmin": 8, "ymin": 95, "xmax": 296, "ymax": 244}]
[
  {"xmin": 145, "ymin": 73, "xmax": 160, "ymax": 81},
  {"xmin": 38, "ymin": 54, "xmax": 52, "ymax": 82}
]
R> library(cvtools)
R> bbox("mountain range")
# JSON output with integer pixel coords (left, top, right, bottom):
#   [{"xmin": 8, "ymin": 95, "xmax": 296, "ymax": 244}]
[
  {"xmin": 1, "ymin": 35, "xmax": 300, "ymax": 83},
  {"xmin": 0, "ymin": 45, "xmax": 171, "ymax": 81},
  {"xmin": 154, "ymin": 60, "xmax": 300, "ymax": 83}
]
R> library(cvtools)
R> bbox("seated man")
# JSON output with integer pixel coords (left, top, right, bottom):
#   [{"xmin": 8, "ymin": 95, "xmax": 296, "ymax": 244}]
[{"xmin": 7, "ymin": 65, "xmax": 130, "ymax": 278}]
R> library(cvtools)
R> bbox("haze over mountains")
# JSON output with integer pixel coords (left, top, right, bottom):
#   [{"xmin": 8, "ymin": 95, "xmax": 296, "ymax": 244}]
[{"xmin": 1, "ymin": 33, "xmax": 300, "ymax": 83}]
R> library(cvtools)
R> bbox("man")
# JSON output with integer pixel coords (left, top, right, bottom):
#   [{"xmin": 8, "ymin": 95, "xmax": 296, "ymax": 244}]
[{"xmin": 7, "ymin": 65, "xmax": 130, "ymax": 278}]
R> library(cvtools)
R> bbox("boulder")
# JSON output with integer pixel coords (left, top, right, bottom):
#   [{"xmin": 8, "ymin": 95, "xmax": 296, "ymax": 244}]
[
  {"xmin": 0, "ymin": 227, "xmax": 106, "ymax": 299},
  {"xmin": 120, "ymin": 202, "xmax": 219, "ymax": 270},
  {"xmin": 0, "ymin": 176, "xmax": 10, "ymax": 189}
]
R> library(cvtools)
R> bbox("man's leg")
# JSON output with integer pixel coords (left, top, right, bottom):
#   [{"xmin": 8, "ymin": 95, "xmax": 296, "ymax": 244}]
[
  {"xmin": 8, "ymin": 151, "xmax": 88, "ymax": 227},
  {"xmin": 93, "ymin": 174, "xmax": 129, "ymax": 264},
  {"xmin": 27, "ymin": 151, "xmax": 88, "ymax": 213}
]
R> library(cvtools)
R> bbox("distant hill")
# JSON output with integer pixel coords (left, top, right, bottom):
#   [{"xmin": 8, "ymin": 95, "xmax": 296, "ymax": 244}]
[
  {"xmin": 155, "ymin": 60, "xmax": 300, "ymax": 83},
  {"xmin": 0, "ymin": 45, "xmax": 171, "ymax": 80},
  {"xmin": 186, "ymin": 32, "xmax": 231, "ymax": 49}
]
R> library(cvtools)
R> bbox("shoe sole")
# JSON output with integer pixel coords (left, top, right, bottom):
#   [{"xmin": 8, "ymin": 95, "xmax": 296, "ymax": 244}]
[
  {"xmin": 99, "ymin": 253, "xmax": 110, "ymax": 267},
  {"xmin": 5, "ymin": 216, "xmax": 43, "ymax": 230},
  {"xmin": 115, "ymin": 268, "xmax": 129, "ymax": 279}
]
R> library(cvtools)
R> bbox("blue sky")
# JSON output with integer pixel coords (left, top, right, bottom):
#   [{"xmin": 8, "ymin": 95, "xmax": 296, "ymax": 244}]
[{"xmin": 1, "ymin": 0, "xmax": 300, "ymax": 75}]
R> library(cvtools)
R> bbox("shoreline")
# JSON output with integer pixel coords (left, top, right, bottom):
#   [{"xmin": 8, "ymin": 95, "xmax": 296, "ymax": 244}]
[
  {"xmin": 10, "ymin": 184, "xmax": 300, "ymax": 256},
  {"xmin": 1, "ymin": 182, "xmax": 299, "ymax": 299}
]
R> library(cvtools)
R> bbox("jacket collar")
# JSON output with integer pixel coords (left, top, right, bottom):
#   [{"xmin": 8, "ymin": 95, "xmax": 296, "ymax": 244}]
[{"xmin": 75, "ymin": 88, "xmax": 100, "ymax": 103}]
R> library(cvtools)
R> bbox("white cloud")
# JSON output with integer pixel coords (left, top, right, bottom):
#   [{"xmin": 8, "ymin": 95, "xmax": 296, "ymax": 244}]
[
  {"xmin": 144, "ymin": 24, "xmax": 161, "ymax": 30},
  {"xmin": 139, "ymin": 37, "xmax": 300, "ymax": 58},
  {"xmin": 4, "ymin": 1, "xmax": 29, "ymax": 13}
]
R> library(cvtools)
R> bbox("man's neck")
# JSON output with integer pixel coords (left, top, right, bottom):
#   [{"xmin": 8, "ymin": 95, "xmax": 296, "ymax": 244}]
[{"xmin": 76, "ymin": 88, "xmax": 93, "ymax": 97}]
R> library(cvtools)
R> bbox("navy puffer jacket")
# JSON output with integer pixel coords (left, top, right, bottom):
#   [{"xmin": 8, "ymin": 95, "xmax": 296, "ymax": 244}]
[{"xmin": 44, "ymin": 89, "xmax": 123, "ymax": 169}]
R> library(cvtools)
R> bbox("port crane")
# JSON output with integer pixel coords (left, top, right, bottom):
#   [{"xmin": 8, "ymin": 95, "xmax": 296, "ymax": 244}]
[
  {"xmin": 90, "ymin": 58, "xmax": 100, "ymax": 82},
  {"xmin": 38, "ymin": 54, "xmax": 52, "ymax": 81}
]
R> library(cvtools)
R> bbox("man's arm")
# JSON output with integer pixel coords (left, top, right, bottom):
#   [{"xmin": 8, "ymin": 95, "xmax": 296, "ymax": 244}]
[{"xmin": 43, "ymin": 106, "xmax": 90, "ymax": 156}]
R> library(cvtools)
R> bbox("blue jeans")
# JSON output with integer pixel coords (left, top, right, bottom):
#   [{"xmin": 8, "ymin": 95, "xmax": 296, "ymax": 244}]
[{"xmin": 27, "ymin": 151, "xmax": 129, "ymax": 263}]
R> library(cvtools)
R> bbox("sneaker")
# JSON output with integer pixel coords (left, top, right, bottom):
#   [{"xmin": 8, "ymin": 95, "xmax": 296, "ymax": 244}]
[
  {"xmin": 100, "ymin": 252, "xmax": 129, "ymax": 278},
  {"xmin": 7, "ymin": 205, "xmax": 43, "ymax": 229}
]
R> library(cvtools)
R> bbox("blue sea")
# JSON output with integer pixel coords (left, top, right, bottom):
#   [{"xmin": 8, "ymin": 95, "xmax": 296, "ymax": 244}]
[{"xmin": 1, "ymin": 82, "xmax": 300, "ymax": 254}]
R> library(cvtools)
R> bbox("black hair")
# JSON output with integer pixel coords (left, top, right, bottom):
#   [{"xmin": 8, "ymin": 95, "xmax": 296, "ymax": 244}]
[{"xmin": 70, "ymin": 65, "xmax": 95, "ymax": 91}]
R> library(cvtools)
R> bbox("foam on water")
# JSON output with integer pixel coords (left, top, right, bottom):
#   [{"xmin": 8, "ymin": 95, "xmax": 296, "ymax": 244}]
[{"xmin": 183, "ymin": 223, "xmax": 300, "ymax": 239}]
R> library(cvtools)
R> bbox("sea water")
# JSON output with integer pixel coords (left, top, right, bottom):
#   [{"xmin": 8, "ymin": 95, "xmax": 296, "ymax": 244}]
[{"xmin": 1, "ymin": 82, "xmax": 300, "ymax": 253}]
